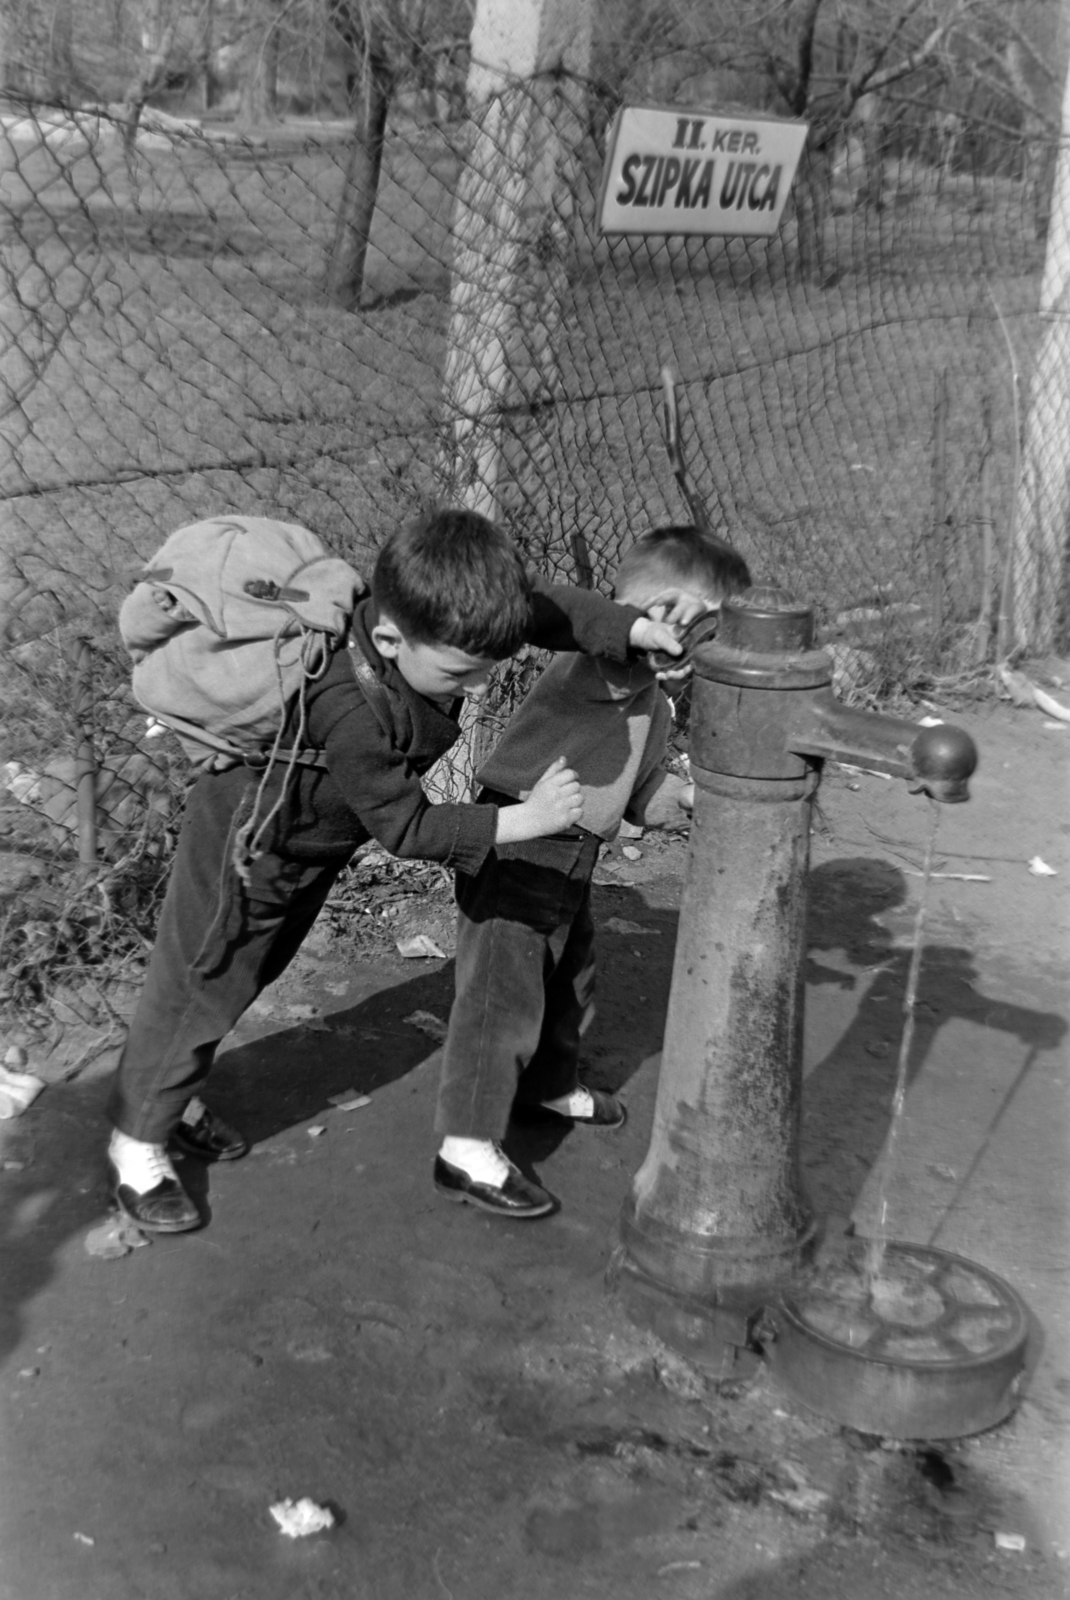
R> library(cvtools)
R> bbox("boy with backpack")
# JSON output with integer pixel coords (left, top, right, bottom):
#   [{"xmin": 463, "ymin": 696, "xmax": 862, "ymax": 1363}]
[
  {"xmin": 433, "ymin": 525, "xmax": 751, "ymax": 1218},
  {"xmin": 107, "ymin": 509, "xmax": 697, "ymax": 1233}
]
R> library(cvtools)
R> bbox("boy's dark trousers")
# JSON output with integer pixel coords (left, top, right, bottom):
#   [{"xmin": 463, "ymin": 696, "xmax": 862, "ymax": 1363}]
[
  {"xmin": 435, "ymin": 819, "xmax": 602, "ymax": 1142},
  {"xmin": 108, "ymin": 766, "xmax": 351, "ymax": 1144}
]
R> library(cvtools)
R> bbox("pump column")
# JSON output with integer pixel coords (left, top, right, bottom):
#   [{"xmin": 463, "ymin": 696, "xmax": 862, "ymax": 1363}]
[{"xmin": 615, "ymin": 589, "xmax": 831, "ymax": 1365}]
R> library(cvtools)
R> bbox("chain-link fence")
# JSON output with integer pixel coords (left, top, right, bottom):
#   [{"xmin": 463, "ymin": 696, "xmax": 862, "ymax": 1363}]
[{"xmin": 1, "ymin": 3, "xmax": 1068, "ymax": 1016}]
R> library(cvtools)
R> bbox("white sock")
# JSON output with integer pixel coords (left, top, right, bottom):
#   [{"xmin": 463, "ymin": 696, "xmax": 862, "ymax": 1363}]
[
  {"xmin": 109, "ymin": 1128, "xmax": 178, "ymax": 1191},
  {"xmin": 439, "ymin": 1137, "xmax": 509, "ymax": 1186},
  {"xmin": 181, "ymin": 1095, "xmax": 207, "ymax": 1127},
  {"xmin": 541, "ymin": 1087, "xmax": 594, "ymax": 1118}
]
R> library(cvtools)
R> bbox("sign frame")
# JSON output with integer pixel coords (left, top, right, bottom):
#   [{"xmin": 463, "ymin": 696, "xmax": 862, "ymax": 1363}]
[{"xmin": 598, "ymin": 103, "xmax": 808, "ymax": 239}]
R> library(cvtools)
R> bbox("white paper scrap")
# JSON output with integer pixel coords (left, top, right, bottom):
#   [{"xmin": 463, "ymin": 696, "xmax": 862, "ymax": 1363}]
[
  {"xmin": 396, "ymin": 934, "xmax": 446, "ymax": 959},
  {"xmin": 269, "ymin": 1498, "xmax": 335, "ymax": 1538}
]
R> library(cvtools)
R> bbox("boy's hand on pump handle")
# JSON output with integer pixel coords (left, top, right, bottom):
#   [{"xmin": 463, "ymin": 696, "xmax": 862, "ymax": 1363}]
[
  {"xmin": 500, "ymin": 757, "xmax": 584, "ymax": 842},
  {"xmin": 628, "ymin": 588, "xmax": 714, "ymax": 682}
]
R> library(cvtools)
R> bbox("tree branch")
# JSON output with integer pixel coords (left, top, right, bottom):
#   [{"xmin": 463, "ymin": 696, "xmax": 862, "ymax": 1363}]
[{"xmin": 791, "ymin": 0, "xmax": 826, "ymax": 117}]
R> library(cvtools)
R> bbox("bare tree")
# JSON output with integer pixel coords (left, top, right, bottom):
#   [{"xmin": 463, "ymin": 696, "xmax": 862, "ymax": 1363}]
[
  {"xmin": 234, "ymin": 0, "xmax": 282, "ymax": 123},
  {"xmin": 325, "ymin": 5, "xmax": 396, "ymax": 308},
  {"xmin": 119, "ymin": 3, "xmax": 179, "ymax": 145},
  {"xmin": 324, "ymin": 0, "xmax": 470, "ymax": 307},
  {"xmin": 0, "ymin": 0, "xmax": 77, "ymax": 100}
]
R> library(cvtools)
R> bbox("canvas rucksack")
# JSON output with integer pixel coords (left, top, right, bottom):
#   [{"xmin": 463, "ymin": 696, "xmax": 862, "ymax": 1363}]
[
  {"xmin": 120, "ymin": 515, "xmax": 368, "ymax": 875},
  {"xmin": 121, "ymin": 515, "xmax": 367, "ymax": 769}
]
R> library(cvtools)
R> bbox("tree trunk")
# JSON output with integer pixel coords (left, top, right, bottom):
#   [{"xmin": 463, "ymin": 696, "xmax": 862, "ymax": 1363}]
[
  {"xmin": 1010, "ymin": 53, "xmax": 1070, "ymax": 655},
  {"xmin": 325, "ymin": 33, "xmax": 395, "ymax": 309},
  {"xmin": 236, "ymin": 0, "xmax": 280, "ymax": 125},
  {"xmin": 50, "ymin": 0, "xmax": 73, "ymax": 100},
  {"xmin": 120, "ymin": 20, "xmax": 177, "ymax": 149},
  {"xmin": 199, "ymin": 0, "xmax": 218, "ymax": 111},
  {"xmin": 0, "ymin": 0, "xmax": 70, "ymax": 99}
]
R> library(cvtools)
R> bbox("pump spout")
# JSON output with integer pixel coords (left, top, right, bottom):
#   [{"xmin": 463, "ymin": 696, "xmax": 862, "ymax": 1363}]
[{"xmin": 788, "ymin": 690, "xmax": 978, "ymax": 802}]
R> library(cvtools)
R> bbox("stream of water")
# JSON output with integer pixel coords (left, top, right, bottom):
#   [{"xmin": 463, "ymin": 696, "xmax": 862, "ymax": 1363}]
[{"xmin": 865, "ymin": 799, "xmax": 942, "ymax": 1285}]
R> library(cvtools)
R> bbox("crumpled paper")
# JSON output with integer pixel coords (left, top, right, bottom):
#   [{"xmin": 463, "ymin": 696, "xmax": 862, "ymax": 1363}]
[
  {"xmin": 396, "ymin": 934, "xmax": 446, "ymax": 960},
  {"xmin": 0, "ymin": 1048, "xmax": 45, "ymax": 1120},
  {"xmin": 269, "ymin": 1498, "xmax": 335, "ymax": 1537},
  {"xmin": 84, "ymin": 1215, "xmax": 151, "ymax": 1258}
]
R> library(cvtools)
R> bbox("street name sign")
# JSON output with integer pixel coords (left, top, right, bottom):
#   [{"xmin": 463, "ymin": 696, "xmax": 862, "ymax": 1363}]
[{"xmin": 598, "ymin": 105, "xmax": 808, "ymax": 237}]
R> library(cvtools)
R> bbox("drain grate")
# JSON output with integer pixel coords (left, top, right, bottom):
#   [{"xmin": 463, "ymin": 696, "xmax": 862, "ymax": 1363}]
[{"xmin": 763, "ymin": 1241, "xmax": 1028, "ymax": 1440}]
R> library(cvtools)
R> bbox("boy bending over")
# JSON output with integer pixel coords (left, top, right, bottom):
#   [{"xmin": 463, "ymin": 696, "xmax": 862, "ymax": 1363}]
[
  {"xmin": 106, "ymin": 509, "xmax": 693, "ymax": 1232},
  {"xmin": 434, "ymin": 526, "xmax": 751, "ymax": 1218}
]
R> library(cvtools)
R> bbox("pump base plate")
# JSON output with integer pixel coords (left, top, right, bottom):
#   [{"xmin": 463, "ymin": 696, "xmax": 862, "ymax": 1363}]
[{"xmin": 764, "ymin": 1240, "xmax": 1028, "ymax": 1440}]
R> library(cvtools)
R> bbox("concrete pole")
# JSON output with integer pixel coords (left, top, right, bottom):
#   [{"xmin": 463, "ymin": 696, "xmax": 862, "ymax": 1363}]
[
  {"xmin": 440, "ymin": 0, "xmax": 592, "ymax": 519},
  {"xmin": 1009, "ymin": 41, "xmax": 1070, "ymax": 654},
  {"xmin": 430, "ymin": 0, "xmax": 593, "ymax": 802}
]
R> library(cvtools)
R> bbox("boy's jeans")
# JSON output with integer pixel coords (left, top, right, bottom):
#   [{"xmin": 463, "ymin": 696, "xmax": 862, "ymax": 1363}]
[
  {"xmin": 435, "ymin": 826, "xmax": 602, "ymax": 1142},
  {"xmin": 108, "ymin": 766, "xmax": 350, "ymax": 1144}
]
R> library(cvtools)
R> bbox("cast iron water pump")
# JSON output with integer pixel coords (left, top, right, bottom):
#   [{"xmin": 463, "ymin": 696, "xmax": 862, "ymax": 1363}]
[{"xmin": 614, "ymin": 586, "xmax": 979, "ymax": 1368}]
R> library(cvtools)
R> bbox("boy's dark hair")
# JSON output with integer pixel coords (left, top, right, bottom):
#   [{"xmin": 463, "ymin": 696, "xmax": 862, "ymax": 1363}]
[
  {"xmin": 614, "ymin": 524, "xmax": 752, "ymax": 600},
  {"xmin": 372, "ymin": 509, "xmax": 534, "ymax": 659}
]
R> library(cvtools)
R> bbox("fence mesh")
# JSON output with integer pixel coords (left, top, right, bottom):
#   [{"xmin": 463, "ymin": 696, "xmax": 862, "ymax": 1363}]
[{"xmin": 1, "ymin": 4, "xmax": 1068, "ymax": 1017}]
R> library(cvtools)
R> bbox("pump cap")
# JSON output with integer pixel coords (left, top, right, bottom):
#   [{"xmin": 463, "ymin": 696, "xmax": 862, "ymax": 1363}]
[{"xmin": 720, "ymin": 587, "xmax": 814, "ymax": 653}]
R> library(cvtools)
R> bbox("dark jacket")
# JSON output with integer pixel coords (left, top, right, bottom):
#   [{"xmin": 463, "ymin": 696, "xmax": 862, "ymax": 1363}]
[{"xmin": 249, "ymin": 577, "xmax": 641, "ymax": 872}]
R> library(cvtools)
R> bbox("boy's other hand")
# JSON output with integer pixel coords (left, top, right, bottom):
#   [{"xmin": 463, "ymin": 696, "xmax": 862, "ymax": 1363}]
[
  {"xmin": 498, "ymin": 757, "xmax": 583, "ymax": 843},
  {"xmin": 527, "ymin": 756, "xmax": 584, "ymax": 831}
]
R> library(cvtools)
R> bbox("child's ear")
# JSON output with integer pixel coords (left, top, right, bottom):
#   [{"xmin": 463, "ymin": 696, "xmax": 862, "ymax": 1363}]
[{"xmin": 371, "ymin": 617, "xmax": 403, "ymax": 660}]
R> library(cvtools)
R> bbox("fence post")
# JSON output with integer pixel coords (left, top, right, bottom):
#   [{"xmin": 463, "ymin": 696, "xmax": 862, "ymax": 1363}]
[
  {"xmin": 930, "ymin": 368, "xmax": 949, "ymax": 637},
  {"xmin": 971, "ymin": 392, "xmax": 996, "ymax": 665},
  {"xmin": 439, "ymin": 0, "xmax": 593, "ymax": 521},
  {"xmin": 1009, "ymin": 46, "xmax": 1070, "ymax": 654},
  {"xmin": 73, "ymin": 636, "xmax": 97, "ymax": 867},
  {"xmin": 569, "ymin": 530, "xmax": 594, "ymax": 589},
  {"xmin": 430, "ymin": 0, "xmax": 594, "ymax": 803}
]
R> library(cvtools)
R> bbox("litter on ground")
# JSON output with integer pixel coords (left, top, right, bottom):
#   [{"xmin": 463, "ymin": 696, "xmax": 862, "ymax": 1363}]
[
  {"xmin": 84, "ymin": 1216, "xmax": 151, "ymax": 1259},
  {"xmin": 269, "ymin": 1498, "xmax": 335, "ymax": 1538},
  {"xmin": 903, "ymin": 870, "xmax": 991, "ymax": 882},
  {"xmin": 403, "ymin": 1010, "xmax": 449, "ymax": 1042},
  {"xmin": 603, "ymin": 916, "xmax": 653, "ymax": 936},
  {"xmin": 0, "ymin": 1047, "xmax": 45, "ymax": 1120},
  {"xmin": 328, "ymin": 1090, "xmax": 370, "ymax": 1109},
  {"xmin": 396, "ymin": 934, "xmax": 447, "ymax": 959}
]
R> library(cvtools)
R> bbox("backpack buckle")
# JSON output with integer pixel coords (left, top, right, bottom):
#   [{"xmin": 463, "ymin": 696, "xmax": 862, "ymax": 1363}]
[{"xmin": 244, "ymin": 579, "xmax": 311, "ymax": 603}]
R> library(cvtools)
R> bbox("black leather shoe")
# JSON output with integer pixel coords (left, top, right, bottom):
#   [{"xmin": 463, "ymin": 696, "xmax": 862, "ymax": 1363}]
[
  {"xmin": 433, "ymin": 1155, "xmax": 554, "ymax": 1219},
  {"xmin": 108, "ymin": 1160, "xmax": 201, "ymax": 1233},
  {"xmin": 539, "ymin": 1087, "xmax": 626, "ymax": 1129},
  {"xmin": 171, "ymin": 1104, "xmax": 249, "ymax": 1162}
]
